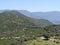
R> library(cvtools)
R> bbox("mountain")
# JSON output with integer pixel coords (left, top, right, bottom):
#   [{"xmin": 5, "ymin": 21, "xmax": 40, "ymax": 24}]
[
  {"xmin": 0, "ymin": 10, "xmax": 33, "ymax": 26},
  {"xmin": 28, "ymin": 18, "xmax": 52, "ymax": 27},
  {"xmin": 0, "ymin": 10, "xmax": 52, "ymax": 44},
  {"xmin": 0, "ymin": 10, "xmax": 52, "ymax": 35},
  {"xmin": 0, "ymin": 10, "xmax": 59, "ymax": 45},
  {"xmin": 19, "ymin": 10, "xmax": 60, "ymax": 24},
  {"xmin": 19, "ymin": 10, "xmax": 53, "ymax": 27},
  {"xmin": 0, "ymin": 10, "xmax": 52, "ymax": 27},
  {"xmin": 32, "ymin": 11, "xmax": 60, "ymax": 24},
  {"xmin": 0, "ymin": 10, "xmax": 36, "ymax": 37},
  {"xmin": 0, "ymin": 10, "xmax": 45, "ymax": 45},
  {"xmin": 19, "ymin": 10, "xmax": 33, "ymax": 17}
]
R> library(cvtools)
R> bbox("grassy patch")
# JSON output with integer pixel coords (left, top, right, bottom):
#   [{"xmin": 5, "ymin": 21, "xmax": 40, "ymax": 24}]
[
  {"xmin": 0, "ymin": 39, "xmax": 17, "ymax": 45},
  {"xmin": 26, "ymin": 37, "xmax": 60, "ymax": 45}
]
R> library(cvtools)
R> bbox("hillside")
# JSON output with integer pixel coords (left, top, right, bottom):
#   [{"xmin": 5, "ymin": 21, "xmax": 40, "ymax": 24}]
[
  {"xmin": 19, "ymin": 10, "xmax": 53, "ymax": 27},
  {"xmin": 32, "ymin": 11, "xmax": 60, "ymax": 24},
  {"xmin": 0, "ymin": 10, "xmax": 35, "ymax": 37},
  {"xmin": 0, "ymin": 10, "xmax": 60, "ymax": 45},
  {"xmin": 0, "ymin": 10, "xmax": 47, "ymax": 45},
  {"xmin": 0, "ymin": 10, "xmax": 53, "ymax": 27},
  {"xmin": 0, "ymin": 10, "xmax": 53, "ymax": 38},
  {"xmin": 44, "ymin": 24, "xmax": 60, "ymax": 37},
  {"xmin": 19, "ymin": 10, "xmax": 60, "ymax": 24},
  {"xmin": 29, "ymin": 18, "xmax": 52, "ymax": 27},
  {"xmin": 0, "ymin": 10, "xmax": 48, "ymax": 39}
]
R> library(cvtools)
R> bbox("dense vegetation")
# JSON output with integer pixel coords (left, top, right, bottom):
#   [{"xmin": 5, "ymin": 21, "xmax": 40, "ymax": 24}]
[
  {"xmin": 44, "ymin": 25, "xmax": 60, "ymax": 38},
  {"xmin": 0, "ymin": 10, "xmax": 60, "ymax": 45}
]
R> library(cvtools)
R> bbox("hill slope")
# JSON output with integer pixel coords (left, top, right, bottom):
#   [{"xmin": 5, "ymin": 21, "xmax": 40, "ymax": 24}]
[
  {"xmin": 29, "ymin": 18, "xmax": 52, "ymax": 27},
  {"xmin": 19, "ymin": 10, "xmax": 53, "ymax": 27},
  {"xmin": 0, "ymin": 10, "xmax": 60, "ymax": 45},
  {"xmin": 19, "ymin": 10, "xmax": 60, "ymax": 24},
  {"xmin": 0, "ymin": 10, "xmax": 35, "ymax": 37}
]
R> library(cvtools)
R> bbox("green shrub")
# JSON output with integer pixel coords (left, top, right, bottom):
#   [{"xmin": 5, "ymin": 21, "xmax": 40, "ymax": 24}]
[{"xmin": 56, "ymin": 41, "xmax": 60, "ymax": 44}]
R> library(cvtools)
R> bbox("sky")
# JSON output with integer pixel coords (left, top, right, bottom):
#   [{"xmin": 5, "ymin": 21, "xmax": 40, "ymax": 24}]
[{"xmin": 0, "ymin": 0, "xmax": 60, "ymax": 12}]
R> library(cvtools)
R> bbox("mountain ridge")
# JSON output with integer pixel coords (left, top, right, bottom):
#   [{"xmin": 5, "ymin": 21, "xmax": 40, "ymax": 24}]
[
  {"xmin": 19, "ymin": 10, "xmax": 60, "ymax": 24},
  {"xmin": 0, "ymin": 10, "xmax": 53, "ymax": 27}
]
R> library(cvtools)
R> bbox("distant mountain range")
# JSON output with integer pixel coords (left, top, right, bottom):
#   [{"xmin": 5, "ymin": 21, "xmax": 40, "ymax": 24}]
[{"xmin": 19, "ymin": 10, "xmax": 60, "ymax": 24}]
